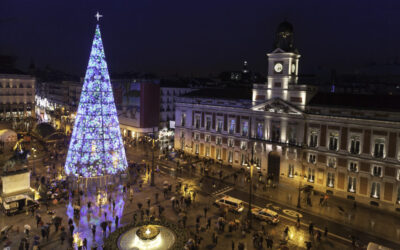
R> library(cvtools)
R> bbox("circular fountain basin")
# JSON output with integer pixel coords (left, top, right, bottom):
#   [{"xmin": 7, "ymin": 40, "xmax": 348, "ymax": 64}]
[{"xmin": 118, "ymin": 225, "xmax": 176, "ymax": 250}]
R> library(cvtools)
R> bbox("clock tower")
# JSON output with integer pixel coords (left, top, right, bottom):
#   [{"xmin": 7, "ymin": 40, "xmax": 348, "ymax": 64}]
[{"xmin": 252, "ymin": 21, "xmax": 315, "ymax": 109}]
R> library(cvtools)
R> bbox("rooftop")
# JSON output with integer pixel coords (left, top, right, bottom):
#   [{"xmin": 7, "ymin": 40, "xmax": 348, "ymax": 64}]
[
  {"xmin": 308, "ymin": 92, "xmax": 400, "ymax": 112},
  {"xmin": 182, "ymin": 87, "xmax": 252, "ymax": 100}
]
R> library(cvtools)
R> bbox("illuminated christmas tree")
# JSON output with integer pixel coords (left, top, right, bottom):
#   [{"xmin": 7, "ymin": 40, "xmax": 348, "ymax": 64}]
[{"xmin": 65, "ymin": 24, "xmax": 127, "ymax": 177}]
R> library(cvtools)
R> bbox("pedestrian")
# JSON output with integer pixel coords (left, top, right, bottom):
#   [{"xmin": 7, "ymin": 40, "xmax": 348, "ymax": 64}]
[
  {"xmin": 133, "ymin": 213, "xmax": 137, "ymax": 224},
  {"xmin": 83, "ymin": 238, "xmax": 87, "ymax": 250},
  {"xmin": 36, "ymin": 214, "xmax": 41, "ymax": 228},
  {"xmin": 69, "ymin": 224, "xmax": 75, "ymax": 236},
  {"xmin": 207, "ymin": 218, "xmax": 211, "ymax": 229},
  {"xmin": 284, "ymin": 226, "xmax": 290, "ymax": 240},
  {"xmin": 319, "ymin": 195, "xmax": 324, "ymax": 206},
  {"xmin": 305, "ymin": 241, "xmax": 312, "ymax": 250},
  {"xmin": 147, "ymin": 198, "xmax": 151, "ymax": 208},
  {"xmin": 231, "ymin": 240, "xmax": 235, "ymax": 250},
  {"xmin": 60, "ymin": 230, "xmax": 66, "ymax": 245},
  {"xmin": 104, "ymin": 212, "xmax": 107, "ymax": 219},
  {"xmin": 204, "ymin": 207, "xmax": 208, "ymax": 218},
  {"xmin": 112, "ymin": 200, "xmax": 116, "ymax": 211},
  {"xmin": 316, "ymin": 231, "xmax": 321, "ymax": 242},
  {"xmin": 92, "ymin": 225, "xmax": 96, "ymax": 238},
  {"xmin": 308, "ymin": 222, "xmax": 314, "ymax": 235},
  {"xmin": 296, "ymin": 214, "xmax": 301, "ymax": 228},
  {"xmin": 108, "ymin": 221, "xmax": 112, "ymax": 233},
  {"xmin": 192, "ymin": 191, "xmax": 196, "ymax": 202},
  {"xmin": 324, "ymin": 226, "xmax": 328, "ymax": 237},
  {"xmin": 115, "ymin": 215, "xmax": 119, "ymax": 228}
]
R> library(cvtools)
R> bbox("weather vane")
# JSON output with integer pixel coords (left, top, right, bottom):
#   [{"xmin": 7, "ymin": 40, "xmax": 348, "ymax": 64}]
[{"xmin": 95, "ymin": 11, "xmax": 103, "ymax": 22}]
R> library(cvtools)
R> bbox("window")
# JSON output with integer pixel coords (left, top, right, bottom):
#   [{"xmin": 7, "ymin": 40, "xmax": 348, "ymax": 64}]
[
  {"xmin": 181, "ymin": 113, "xmax": 186, "ymax": 126},
  {"xmin": 348, "ymin": 161, "xmax": 358, "ymax": 172},
  {"xmin": 397, "ymin": 186, "xmax": 400, "ymax": 204},
  {"xmin": 206, "ymin": 117, "xmax": 211, "ymax": 130},
  {"xmin": 256, "ymin": 122, "xmax": 263, "ymax": 139},
  {"xmin": 308, "ymin": 168, "xmax": 315, "ymax": 183},
  {"xmin": 242, "ymin": 121, "xmax": 249, "ymax": 137},
  {"xmin": 195, "ymin": 144, "xmax": 199, "ymax": 154},
  {"xmin": 308, "ymin": 153, "xmax": 316, "ymax": 164},
  {"xmin": 349, "ymin": 135, "xmax": 360, "ymax": 154},
  {"xmin": 327, "ymin": 173, "xmax": 335, "ymax": 188},
  {"xmin": 205, "ymin": 146, "xmax": 210, "ymax": 157},
  {"xmin": 348, "ymin": 176, "xmax": 356, "ymax": 193},
  {"xmin": 229, "ymin": 119, "xmax": 235, "ymax": 134},
  {"xmin": 228, "ymin": 138, "xmax": 234, "ymax": 147},
  {"xmin": 327, "ymin": 157, "xmax": 336, "ymax": 168},
  {"xmin": 194, "ymin": 133, "xmax": 200, "ymax": 141},
  {"xmin": 374, "ymin": 138, "xmax": 385, "ymax": 158},
  {"xmin": 228, "ymin": 151, "xmax": 233, "ymax": 163},
  {"xmin": 397, "ymin": 169, "xmax": 400, "ymax": 181},
  {"xmin": 240, "ymin": 141, "xmax": 247, "ymax": 150},
  {"xmin": 329, "ymin": 132, "xmax": 339, "ymax": 151},
  {"xmin": 216, "ymin": 137, "xmax": 222, "ymax": 145},
  {"xmin": 195, "ymin": 116, "xmax": 200, "ymax": 129},
  {"xmin": 288, "ymin": 164, "xmax": 294, "ymax": 178},
  {"xmin": 205, "ymin": 135, "xmax": 211, "ymax": 142},
  {"xmin": 371, "ymin": 165, "xmax": 382, "ymax": 177},
  {"xmin": 371, "ymin": 182, "xmax": 380, "ymax": 199},
  {"xmin": 216, "ymin": 148, "xmax": 221, "ymax": 160},
  {"xmin": 217, "ymin": 120, "xmax": 223, "ymax": 132},
  {"xmin": 309, "ymin": 131, "xmax": 318, "ymax": 147}
]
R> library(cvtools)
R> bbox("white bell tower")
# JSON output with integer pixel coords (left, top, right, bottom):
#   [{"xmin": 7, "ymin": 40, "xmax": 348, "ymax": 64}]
[{"xmin": 252, "ymin": 21, "xmax": 315, "ymax": 109}]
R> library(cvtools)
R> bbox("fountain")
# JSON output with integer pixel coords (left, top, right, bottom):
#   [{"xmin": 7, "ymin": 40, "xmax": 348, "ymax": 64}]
[{"xmin": 118, "ymin": 224, "xmax": 176, "ymax": 250}]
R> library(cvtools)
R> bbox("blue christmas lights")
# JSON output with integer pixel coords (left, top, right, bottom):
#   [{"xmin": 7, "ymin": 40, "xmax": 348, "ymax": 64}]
[{"xmin": 65, "ymin": 25, "xmax": 127, "ymax": 177}]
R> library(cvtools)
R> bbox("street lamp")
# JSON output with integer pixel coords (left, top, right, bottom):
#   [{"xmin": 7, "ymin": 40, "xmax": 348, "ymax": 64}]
[
  {"xmin": 150, "ymin": 127, "xmax": 155, "ymax": 186},
  {"xmin": 247, "ymin": 148, "xmax": 255, "ymax": 229}
]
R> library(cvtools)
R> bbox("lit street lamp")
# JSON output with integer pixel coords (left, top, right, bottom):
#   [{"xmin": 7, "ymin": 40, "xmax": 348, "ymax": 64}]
[{"xmin": 247, "ymin": 148, "xmax": 255, "ymax": 229}]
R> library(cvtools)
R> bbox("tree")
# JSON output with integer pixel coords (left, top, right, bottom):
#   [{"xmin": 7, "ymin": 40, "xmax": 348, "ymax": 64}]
[{"xmin": 64, "ymin": 25, "xmax": 127, "ymax": 177}]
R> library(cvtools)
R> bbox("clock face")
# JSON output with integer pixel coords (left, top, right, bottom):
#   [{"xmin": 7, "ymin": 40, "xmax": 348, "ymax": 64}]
[
  {"xmin": 274, "ymin": 63, "xmax": 283, "ymax": 73},
  {"xmin": 291, "ymin": 63, "xmax": 296, "ymax": 73}
]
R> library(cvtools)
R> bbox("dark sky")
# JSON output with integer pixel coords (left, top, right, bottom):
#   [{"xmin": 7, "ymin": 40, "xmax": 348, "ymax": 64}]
[{"xmin": 1, "ymin": 0, "xmax": 400, "ymax": 77}]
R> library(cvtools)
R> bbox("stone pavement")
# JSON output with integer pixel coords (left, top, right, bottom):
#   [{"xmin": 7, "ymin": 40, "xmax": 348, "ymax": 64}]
[
  {"xmin": 176, "ymin": 156, "xmax": 400, "ymax": 246},
  {"xmin": 0, "ymin": 163, "xmax": 349, "ymax": 250}
]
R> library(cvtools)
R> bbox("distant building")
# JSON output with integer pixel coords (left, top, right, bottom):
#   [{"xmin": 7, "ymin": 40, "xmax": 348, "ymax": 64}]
[
  {"xmin": 175, "ymin": 21, "xmax": 400, "ymax": 212},
  {"xmin": 112, "ymin": 78, "xmax": 160, "ymax": 138},
  {"xmin": 0, "ymin": 74, "xmax": 36, "ymax": 118},
  {"xmin": 159, "ymin": 79, "xmax": 196, "ymax": 129}
]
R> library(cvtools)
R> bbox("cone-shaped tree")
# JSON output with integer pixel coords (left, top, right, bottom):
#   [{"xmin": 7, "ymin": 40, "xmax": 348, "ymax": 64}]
[{"xmin": 65, "ymin": 25, "xmax": 127, "ymax": 177}]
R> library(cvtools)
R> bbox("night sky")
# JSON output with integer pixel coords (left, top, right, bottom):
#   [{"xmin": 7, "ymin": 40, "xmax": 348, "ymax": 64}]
[{"xmin": 1, "ymin": 0, "xmax": 400, "ymax": 77}]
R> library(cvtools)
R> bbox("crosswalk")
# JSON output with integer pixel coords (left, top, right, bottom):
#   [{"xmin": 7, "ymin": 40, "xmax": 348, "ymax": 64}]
[{"xmin": 211, "ymin": 186, "xmax": 233, "ymax": 197}]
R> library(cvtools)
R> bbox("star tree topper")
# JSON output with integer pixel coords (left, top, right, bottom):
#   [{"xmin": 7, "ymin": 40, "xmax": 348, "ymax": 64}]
[{"xmin": 95, "ymin": 11, "xmax": 103, "ymax": 22}]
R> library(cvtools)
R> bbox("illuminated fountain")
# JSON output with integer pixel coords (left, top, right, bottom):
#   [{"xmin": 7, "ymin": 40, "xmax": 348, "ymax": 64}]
[{"xmin": 118, "ymin": 225, "xmax": 176, "ymax": 250}]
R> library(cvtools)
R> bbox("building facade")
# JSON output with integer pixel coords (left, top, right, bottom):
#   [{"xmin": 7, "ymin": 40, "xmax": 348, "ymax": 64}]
[
  {"xmin": 0, "ymin": 74, "xmax": 36, "ymax": 118},
  {"xmin": 174, "ymin": 21, "xmax": 400, "ymax": 212},
  {"xmin": 159, "ymin": 84, "xmax": 195, "ymax": 129},
  {"xmin": 112, "ymin": 79, "xmax": 160, "ymax": 138}
]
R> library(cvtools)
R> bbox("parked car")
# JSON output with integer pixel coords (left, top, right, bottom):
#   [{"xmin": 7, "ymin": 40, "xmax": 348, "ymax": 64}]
[
  {"xmin": 214, "ymin": 196, "xmax": 244, "ymax": 213},
  {"xmin": 0, "ymin": 194, "xmax": 39, "ymax": 216},
  {"xmin": 251, "ymin": 207, "xmax": 279, "ymax": 224}
]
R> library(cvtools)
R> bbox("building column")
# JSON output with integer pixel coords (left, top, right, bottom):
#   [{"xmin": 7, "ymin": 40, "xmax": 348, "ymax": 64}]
[{"xmin": 280, "ymin": 118, "xmax": 287, "ymax": 143}]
